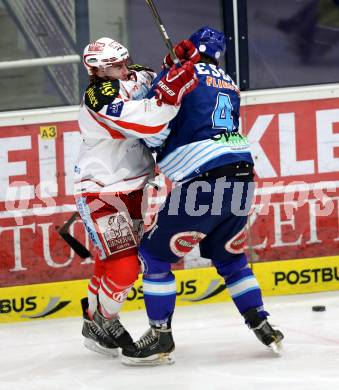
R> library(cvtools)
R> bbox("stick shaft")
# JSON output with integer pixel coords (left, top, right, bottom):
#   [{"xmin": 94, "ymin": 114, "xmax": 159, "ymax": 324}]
[
  {"xmin": 145, "ymin": 0, "xmax": 179, "ymax": 64},
  {"xmin": 57, "ymin": 213, "xmax": 92, "ymax": 258}
]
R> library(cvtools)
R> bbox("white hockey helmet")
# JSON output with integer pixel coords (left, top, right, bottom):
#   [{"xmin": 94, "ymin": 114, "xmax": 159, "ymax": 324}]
[{"xmin": 83, "ymin": 37, "xmax": 129, "ymax": 75}]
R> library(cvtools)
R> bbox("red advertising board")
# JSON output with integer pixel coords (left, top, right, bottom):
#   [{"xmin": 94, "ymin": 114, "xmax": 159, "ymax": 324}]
[
  {"xmin": 243, "ymin": 98, "xmax": 339, "ymax": 261},
  {"xmin": 0, "ymin": 97, "xmax": 338, "ymax": 287}
]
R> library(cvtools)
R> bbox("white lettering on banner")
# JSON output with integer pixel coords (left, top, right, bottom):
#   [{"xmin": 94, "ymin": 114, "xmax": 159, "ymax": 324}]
[
  {"xmin": 245, "ymin": 114, "xmax": 277, "ymax": 178},
  {"xmin": 0, "ymin": 130, "xmax": 81, "ymax": 203},
  {"xmin": 38, "ymin": 136, "xmax": 57, "ymax": 197},
  {"xmin": 306, "ymin": 199, "xmax": 323, "ymax": 244},
  {"xmin": 63, "ymin": 131, "xmax": 82, "ymax": 195},
  {"xmin": 1, "ymin": 198, "xmax": 337, "ymax": 275},
  {"xmin": 0, "ymin": 223, "xmax": 36, "ymax": 271},
  {"xmin": 281, "ymin": 181, "xmax": 310, "ymax": 218},
  {"xmin": 0, "ymin": 136, "xmax": 34, "ymax": 202},
  {"xmin": 316, "ymin": 109, "xmax": 339, "ymax": 173},
  {"xmin": 33, "ymin": 182, "xmax": 57, "ymax": 210},
  {"xmin": 279, "ymin": 113, "xmax": 314, "ymax": 176},
  {"xmin": 248, "ymin": 197, "xmax": 339, "ymax": 250},
  {"xmin": 2, "ymin": 219, "xmax": 92, "ymax": 273},
  {"xmin": 39, "ymin": 222, "xmax": 74, "ymax": 268},
  {"xmin": 271, "ymin": 202, "xmax": 303, "ymax": 247},
  {"xmin": 245, "ymin": 109, "xmax": 339, "ymax": 179}
]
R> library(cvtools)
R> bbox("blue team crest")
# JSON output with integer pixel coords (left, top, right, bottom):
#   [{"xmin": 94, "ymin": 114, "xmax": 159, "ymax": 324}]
[{"xmin": 106, "ymin": 101, "xmax": 124, "ymax": 117}]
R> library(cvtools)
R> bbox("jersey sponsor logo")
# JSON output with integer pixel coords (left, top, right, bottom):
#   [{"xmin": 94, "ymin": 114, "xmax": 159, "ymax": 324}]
[
  {"xmin": 170, "ymin": 231, "xmax": 206, "ymax": 257},
  {"xmin": 106, "ymin": 101, "xmax": 124, "ymax": 117},
  {"xmin": 85, "ymin": 80, "xmax": 119, "ymax": 112},
  {"xmin": 99, "ymin": 81, "xmax": 117, "ymax": 97},
  {"xmin": 85, "ymin": 86, "xmax": 99, "ymax": 109},
  {"xmin": 212, "ymin": 131, "xmax": 249, "ymax": 148},
  {"xmin": 225, "ymin": 228, "xmax": 246, "ymax": 254}
]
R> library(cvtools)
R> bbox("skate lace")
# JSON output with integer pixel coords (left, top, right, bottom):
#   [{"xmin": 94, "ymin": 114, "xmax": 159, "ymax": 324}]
[
  {"xmin": 135, "ymin": 329, "xmax": 157, "ymax": 349},
  {"xmin": 90, "ymin": 322, "xmax": 109, "ymax": 339},
  {"xmin": 106, "ymin": 319, "xmax": 125, "ymax": 339}
]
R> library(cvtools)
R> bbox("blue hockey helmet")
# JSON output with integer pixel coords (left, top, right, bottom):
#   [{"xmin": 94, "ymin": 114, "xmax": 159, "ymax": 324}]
[{"xmin": 189, "ymin": 26, "xmax": 226, "ymax": 61}]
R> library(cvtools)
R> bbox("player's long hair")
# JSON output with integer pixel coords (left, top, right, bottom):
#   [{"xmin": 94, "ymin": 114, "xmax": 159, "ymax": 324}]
[
  {"xmin": 199, "ymin": 53, "xmax": 218, "ymax": 65},
  {"xmin": 89, "ymin": 72, "xmax": 105, "ymax": 85}
]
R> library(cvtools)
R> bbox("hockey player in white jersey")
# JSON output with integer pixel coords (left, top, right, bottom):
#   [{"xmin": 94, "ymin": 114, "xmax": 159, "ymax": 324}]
[{"xmin": 75, "ymin": 37, "xmax": 199, "ymax": 356}]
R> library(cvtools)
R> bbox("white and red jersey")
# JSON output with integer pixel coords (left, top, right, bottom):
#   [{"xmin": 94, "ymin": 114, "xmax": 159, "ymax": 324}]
[{"xmin": 74, "ymin": 70, "xmax": 178, "ymax": 194}]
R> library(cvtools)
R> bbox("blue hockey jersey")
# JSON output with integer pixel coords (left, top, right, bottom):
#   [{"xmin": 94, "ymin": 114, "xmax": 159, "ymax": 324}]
[{"xmin": 145, "ymin": 63, "xmax": 254, "ymax": 182}]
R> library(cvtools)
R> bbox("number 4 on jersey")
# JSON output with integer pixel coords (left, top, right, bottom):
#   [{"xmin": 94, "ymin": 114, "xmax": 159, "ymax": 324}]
[{"xmin": 212, "ymin": 93, "xmax": 234, "ymax": 131}]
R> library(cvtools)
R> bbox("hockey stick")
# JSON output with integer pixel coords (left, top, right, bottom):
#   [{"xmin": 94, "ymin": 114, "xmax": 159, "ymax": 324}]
[
  {"xmin": 145, "ymin": 0, "xmax": 180, "ymax": 64},
  {"xmin": 57, "ymin": 212, "xmax": 92, "ymax": 259}
]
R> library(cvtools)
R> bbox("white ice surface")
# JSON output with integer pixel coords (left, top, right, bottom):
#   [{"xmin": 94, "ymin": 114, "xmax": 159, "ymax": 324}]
[{"xmin": 1, "ymin": 291, "xmax": 339, "ymax": 390}]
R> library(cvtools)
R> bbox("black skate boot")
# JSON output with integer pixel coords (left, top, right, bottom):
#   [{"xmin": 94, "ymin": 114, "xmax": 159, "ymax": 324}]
[
  {"xmin": 92, "ymin": 310, "xmax": 134, "ymax": 349},
  {"xmin": 243, "ymin": 308, "xmax": 284, "ymax": 354},
  {"xmin": 121, "ymin": 323, "xmax": 175, "ymax": 366},
  {"xmin": 81, "ymin": 298, "xmax": 119, "ymax": 357}
]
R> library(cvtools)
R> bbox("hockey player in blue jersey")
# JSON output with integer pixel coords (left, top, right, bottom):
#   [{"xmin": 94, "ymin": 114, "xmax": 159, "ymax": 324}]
[{"xmin": 122, "ymin": 27, "xmax": 284, "ymax": 365}]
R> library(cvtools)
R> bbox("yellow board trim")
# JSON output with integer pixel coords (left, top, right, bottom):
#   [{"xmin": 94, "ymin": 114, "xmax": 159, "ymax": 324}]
[{"xmin": 1, "ymin": 255, "xmax": 339, "ymax": 323}]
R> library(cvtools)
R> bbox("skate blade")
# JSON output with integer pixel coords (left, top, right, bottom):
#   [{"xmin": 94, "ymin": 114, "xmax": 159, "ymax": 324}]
[
  {"xmin": 268, "ymin": 340, "xmax": 283, "ymax": 356},
  {"xmin": 84, "ymin": 338, "xmax": 119, "ymax": 357},
  {"xmin": 121, "ymin": 352, "xmax": 175, "ymax": 366}
]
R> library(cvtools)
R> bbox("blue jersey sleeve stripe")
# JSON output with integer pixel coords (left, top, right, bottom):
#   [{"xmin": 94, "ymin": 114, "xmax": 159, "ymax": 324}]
[
  {"xmin": 158, "ymin": 143, "xmax": 192, "ymax": 171},
  {"xmin": 163, "ymin": 143, "xmax": 216, "ymax": 177},
  {"xmin": 179, "ymin": 144, "xmax": 251, "ymax": 178},
  {"xmin": 162, "ymin": 142, "xmax": 211, "ymax": 175}
]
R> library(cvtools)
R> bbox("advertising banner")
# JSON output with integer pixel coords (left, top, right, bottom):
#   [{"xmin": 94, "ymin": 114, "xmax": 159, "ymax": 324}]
[
  {"xmin": 1, "ymin": 255, "xmax": 339, "ymax": 323},
  {"xmin": 243, "ymin": 98, "xmax": 339, "ymax": 261}
]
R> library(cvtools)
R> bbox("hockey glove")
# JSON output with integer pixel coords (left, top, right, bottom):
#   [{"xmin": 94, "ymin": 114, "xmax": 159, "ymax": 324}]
[
  {"xmin": 154, "ymin": 61, "xmax": 198, "ymax": 106},
  {"xmin": 163, "ymin": 40, "xmax": 200, "ymax": 68}
]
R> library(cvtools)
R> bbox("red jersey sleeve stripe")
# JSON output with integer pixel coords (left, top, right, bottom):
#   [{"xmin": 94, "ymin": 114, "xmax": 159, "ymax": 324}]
[
  {"xmin": 97, "ymin": 111, "xmax": 167, "ymax": 134},
  {"xmin": 88, "ymin": 109, "xmax": 126, "ymax": 139},
  {"xmin": 114, "ymin": 119, "xmax": 167, "ymax": 134}
]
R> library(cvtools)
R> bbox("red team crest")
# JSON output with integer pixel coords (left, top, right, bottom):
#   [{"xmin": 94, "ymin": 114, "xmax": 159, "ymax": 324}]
[
  {"xmin": 170, "ymin": 231, "xmax": 206, "ymax": 257},
  {"xmin": 112, "ymin": 288, "xmax": 131, "ymax": 303},
  {"xmin": 225, "ymin": 228, "xmax": 247, "ymax": 254},
  {"xmin": 96, "ymin": 212, "xmax": 137, "ymax": 256}
]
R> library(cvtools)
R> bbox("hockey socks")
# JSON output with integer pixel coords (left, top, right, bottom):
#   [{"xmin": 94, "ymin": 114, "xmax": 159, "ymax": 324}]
[
  {"xmin": 143, "ymin": 272, "xmax": 176, "ymax": 325},
  {"xmin": 138, "ymin": 247, "xmax": 176, "ymax": 325},
  {"xmin": 224, "ymin": 266, "xmax": 269, "ymax": 318}
]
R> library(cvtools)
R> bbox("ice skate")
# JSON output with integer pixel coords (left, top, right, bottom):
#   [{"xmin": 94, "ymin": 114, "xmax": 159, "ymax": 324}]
[
  {"xmin": 81, "ymin": 298, "xmax": 119, "ymax": 357},
  {"xmin": 243, "ymin": 308, "xmax": 284, "ymax": 354},
  {"xmin": 121, "ymin": 325, "xmax": 175, "ymax": 366},
  {"xmin": 92, "ymin": 310, "xmax": 134, "ymax": 349}
]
